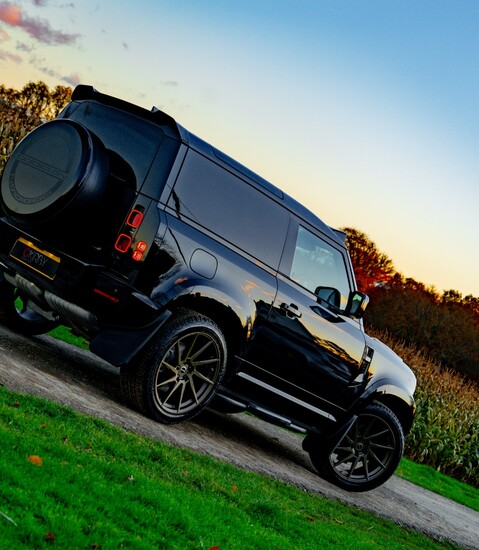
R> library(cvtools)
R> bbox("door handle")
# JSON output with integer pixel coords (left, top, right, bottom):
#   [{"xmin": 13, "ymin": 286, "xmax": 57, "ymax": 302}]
[{"xmin": 280, "ymin": 302, "xmax": 302, "ymax": 319}]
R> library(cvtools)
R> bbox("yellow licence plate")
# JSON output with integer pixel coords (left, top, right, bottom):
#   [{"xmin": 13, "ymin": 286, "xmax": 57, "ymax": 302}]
[{"xmin": 10, "ymin": 238, "xmax": 61, "ymax": 280}]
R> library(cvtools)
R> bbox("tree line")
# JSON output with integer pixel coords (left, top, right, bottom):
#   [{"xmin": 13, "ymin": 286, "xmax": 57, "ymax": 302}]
[
  {"xmin": 0, "ymin": 81, "xmax": 72, "ymax": 172},
  {"xmin": 0, "ymin": 80, "xmax": 72, "ymax": 120},
  {"xmin": 342, "ymin": 227, "xmax": 479, "ymax": 382}
]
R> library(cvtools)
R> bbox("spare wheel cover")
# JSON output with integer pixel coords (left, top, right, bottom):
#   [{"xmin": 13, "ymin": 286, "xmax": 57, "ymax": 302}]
[{"xmin": 1, "ymin": 119, "xmax": 108, "ymax": 220}]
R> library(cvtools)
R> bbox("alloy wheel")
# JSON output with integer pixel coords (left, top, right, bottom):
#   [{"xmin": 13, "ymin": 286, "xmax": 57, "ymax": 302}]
[{"xmin": 153, "ymin": 330, "xmax": 222, "ymax": 417}]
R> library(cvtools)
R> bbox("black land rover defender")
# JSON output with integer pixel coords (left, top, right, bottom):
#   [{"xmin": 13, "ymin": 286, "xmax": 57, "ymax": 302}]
[{"xmin": 0, "ymin": 85, "xmax": 416, "ymax": 492}]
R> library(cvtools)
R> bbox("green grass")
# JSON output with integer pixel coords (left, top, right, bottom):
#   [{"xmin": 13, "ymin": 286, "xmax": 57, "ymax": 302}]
[
  {"xmin": 0, "ymin": 386, "xmax": 460, "ymax": 550},
  {"xmin": 48, "ymin": 325, "xmax": 89, "ymax": 349},
  {"xmin": 396, "ymin": 459, "xmax": 479, "ymax": 512}
]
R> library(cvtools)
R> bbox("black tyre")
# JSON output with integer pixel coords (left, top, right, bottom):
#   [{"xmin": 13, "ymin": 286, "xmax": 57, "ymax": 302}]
[
  {"xmin": 0, "ymin": 277, "xmax": 59, "ymax": 336},
  {"xmin": 120, "ymin": 309, "xmax": 227, "ymax": 424},
  {"xmin": 1, "ymin": 119, "xmax": 108, "ymax": 224},
  {"xmin": 308, "ymin": 402, "xmax": 404, "ymax": 492}
]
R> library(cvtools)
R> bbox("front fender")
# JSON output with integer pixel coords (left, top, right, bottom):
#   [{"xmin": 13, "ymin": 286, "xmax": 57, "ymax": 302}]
[
  {"xmin": 351, "ymin": 334, "xmax": 417, "ymax": 431},
  {"xmin": 349, "ymin": 380, "xmax": 416, "ymax": 436},
  {"xmin": 362, "ymin": 381, "xmax": 416, "ymax": 410},
  {"xmin": 363, "ymin": 334, "xmax": 416, "ymax": 400}
]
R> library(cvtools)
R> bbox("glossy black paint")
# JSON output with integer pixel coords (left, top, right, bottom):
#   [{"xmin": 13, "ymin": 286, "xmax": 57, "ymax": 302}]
[{"xmin": 0, "ymin": 85, "xmax": 416, "ymax": 446}]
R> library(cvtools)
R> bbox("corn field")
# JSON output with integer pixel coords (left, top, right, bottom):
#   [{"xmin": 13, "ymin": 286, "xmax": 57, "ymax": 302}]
[{"xmin": 372, "ymin": 329, "xmax": 479, "ymax": 488}]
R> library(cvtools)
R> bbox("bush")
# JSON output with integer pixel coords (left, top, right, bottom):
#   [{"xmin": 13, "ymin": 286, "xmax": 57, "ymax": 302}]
[
  {"xmin": 366, "ymin": 286, "xmax": 479, "ymax": 382},
  {"xmin": 0, "ymin": 104, "xmax": 42, "ymax": 172}
]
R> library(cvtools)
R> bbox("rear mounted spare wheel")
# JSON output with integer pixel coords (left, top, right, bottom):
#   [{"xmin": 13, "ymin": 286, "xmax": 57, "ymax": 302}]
[{"xmin": 1, "ymin": 119, "xmax": 109, "ymax": 224}]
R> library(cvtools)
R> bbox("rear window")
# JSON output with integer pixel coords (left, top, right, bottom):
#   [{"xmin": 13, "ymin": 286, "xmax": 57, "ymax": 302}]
[{"xmin": 63, "ymin": 101, "xmax": 165, "ymax": 189}]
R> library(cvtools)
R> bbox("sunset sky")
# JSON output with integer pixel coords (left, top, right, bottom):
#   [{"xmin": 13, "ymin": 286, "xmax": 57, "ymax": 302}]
[{"xmin": 1, "ymin": 1, "xmax": 478, "ymax": 296}]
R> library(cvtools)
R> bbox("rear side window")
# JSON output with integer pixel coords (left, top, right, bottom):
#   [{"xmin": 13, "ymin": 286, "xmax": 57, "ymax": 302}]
[
  {"xmin": 291, "ymin": 226, "xmax": 351, "ymax": 309},
  {"xmin": 168, "ymin": 150, "xmax": 289, "ymax": 269}
]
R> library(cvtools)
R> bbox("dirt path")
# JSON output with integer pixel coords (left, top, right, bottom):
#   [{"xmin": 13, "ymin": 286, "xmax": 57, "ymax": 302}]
[{"xmin": 0, "ymin": 325, "xmax": 478, "ymax": 549}]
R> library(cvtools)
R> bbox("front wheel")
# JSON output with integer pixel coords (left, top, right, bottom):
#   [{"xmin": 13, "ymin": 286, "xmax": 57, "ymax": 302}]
[
  {"xmin": 120, "ymin": 309, "xmax": 227, "ymax": 424},
  {"xmin": 0, "ymin": 277, "xmax": 59, "ymax": 336},
  {"xmin": 308, "ymin": 402, "xmax": 404, "ymax": 492}
]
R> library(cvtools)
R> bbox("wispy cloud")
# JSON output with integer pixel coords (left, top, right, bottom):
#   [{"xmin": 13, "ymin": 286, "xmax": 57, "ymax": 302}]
[
  {"xmin": 0, "ymin": 1, "xmax": 80, "ymax": 45},
  {"xmin": 16, "ymin": 40, "xmax": 33, "ymax": 52},
  {"xmin": 31, "ymin": 57, "xmax": 81, "ymax": 87},
  {"xmin": 62, "ymin": 72, "xmax": 80, "ymax": 86},
  {"xmin": 0, "ymin": 48, "xmax": 21, "ymax": 62}
]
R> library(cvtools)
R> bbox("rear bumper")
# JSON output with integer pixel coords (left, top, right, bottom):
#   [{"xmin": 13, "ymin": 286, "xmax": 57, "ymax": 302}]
[{"xmin": 0, "ymin": 219, "xmax": 162, "ymax": 334}]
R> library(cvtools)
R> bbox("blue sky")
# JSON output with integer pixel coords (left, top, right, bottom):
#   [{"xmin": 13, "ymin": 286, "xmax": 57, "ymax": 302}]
[{"xmin": 1, "ymin": 0, "xmax": 478, "ymax": 296}]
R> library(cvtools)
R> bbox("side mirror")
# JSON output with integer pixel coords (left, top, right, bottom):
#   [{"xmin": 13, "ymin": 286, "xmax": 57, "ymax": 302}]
[
  {"xmin": 315, "ymin": 286, "xmax": 341, "ymax": 309},
  {"xmin": 345, "ymin": 291, "xmax": 369, "ymax": 319}
]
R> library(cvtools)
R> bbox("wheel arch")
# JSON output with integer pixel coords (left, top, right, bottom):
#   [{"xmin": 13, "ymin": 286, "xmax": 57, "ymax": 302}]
[
  {"xmin": 357, "ymin": 382, "xmax": 416, "ymax": 435},
  {"xmin": 91, "ymin": 280, "xmax": 256, "ymax": 368},
  {"xmin": 168, "ymin": 285, "xmax": 254, "ymax": 373}
]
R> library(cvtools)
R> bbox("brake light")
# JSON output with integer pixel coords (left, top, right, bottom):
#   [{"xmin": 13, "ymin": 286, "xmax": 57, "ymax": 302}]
[
  {"xmin": 136, "ymin": 241, "xmax": 147, "ymax": 252},
  {"xmin": 114, "ymin": 206, "xmax": 147, "ymax": 256},
  {"xmin": 114, "ymin": 234, "xmax": 132, "ymax": 253},
  {"xmin": 126, "ymin": 209, "xmax": 144, "ymax": 228}
]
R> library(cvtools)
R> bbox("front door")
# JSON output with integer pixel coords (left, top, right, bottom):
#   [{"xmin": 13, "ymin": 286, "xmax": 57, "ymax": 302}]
[{"xmin": 245, "ymin": 223, "xmax": 368, "ymax": 427}]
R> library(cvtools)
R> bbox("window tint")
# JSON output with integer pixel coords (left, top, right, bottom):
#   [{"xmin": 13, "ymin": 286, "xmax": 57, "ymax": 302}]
[
  {"xmin": 67, "ymin": 101, "xmax": 164, "ymax": 187},
  {"xmin": 291, "ymin": 226, "xmax": 351, "ymax": 309},
  {"xmin": 169, "ymin": 150, "xmax": 289, "ymax": 268}
]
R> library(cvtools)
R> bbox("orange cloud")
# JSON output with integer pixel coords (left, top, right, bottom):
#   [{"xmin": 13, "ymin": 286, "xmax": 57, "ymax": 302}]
[
  {"xmin": 0, "ymin": 1, "xmax": 79, "ymax": 45},
  {"xmin": 0, "ymin": 2, "xmax": 21, "ymax": 26}
]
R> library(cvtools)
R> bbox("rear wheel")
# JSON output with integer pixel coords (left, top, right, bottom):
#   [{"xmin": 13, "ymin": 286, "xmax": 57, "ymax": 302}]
[
  {"xmin": 0, "ymin": 277, "xmax": 59, "ymax": 336},
  {"xmin": 120, "ymin": 309, "xmax": 227, "ymax": 424},
  {"xmin": 308, "ymin": 402, "xmax": 404, "ymax": 492}
]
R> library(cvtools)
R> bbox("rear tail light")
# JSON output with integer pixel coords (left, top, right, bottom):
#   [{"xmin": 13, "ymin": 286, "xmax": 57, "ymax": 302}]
[
  {"xmin": 132, "ymin": 241, "xmax": 148, "ymax": 261},
  {"xmin": 114, "ymin": 206, "xmax": 148, "ymax": 260},
  {"xmin": 114, "ymin": 234, "xmax": 132, "ymax": 253},
  {"xmin": 126, "ymin": 209, "xmax": 144, "ymax": 228}
]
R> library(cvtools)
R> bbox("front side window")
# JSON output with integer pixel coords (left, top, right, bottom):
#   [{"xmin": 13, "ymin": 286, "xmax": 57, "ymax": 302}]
[{"xmin": 290, "ymin": 226, "xmax": 351, "ymax": 310}]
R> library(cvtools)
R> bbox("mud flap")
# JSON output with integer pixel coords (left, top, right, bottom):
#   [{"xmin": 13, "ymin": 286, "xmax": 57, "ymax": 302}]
[
  {"xmin": 303, "ymin": 414, "xmax": 358, "ymax": 454},
  {"xmin": 90, "ymin": 309, "xmax": 172, "ymax": 367}
]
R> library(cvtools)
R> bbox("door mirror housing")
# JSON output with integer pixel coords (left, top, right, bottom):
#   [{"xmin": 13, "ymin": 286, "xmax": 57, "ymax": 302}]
[
  {"xmin": 345, "ymin": 291, "xmax": 369, "ymax": 319},
  {"xmin": 315, "ymin": 286, "xmax": 341, "ymax": 309}
]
